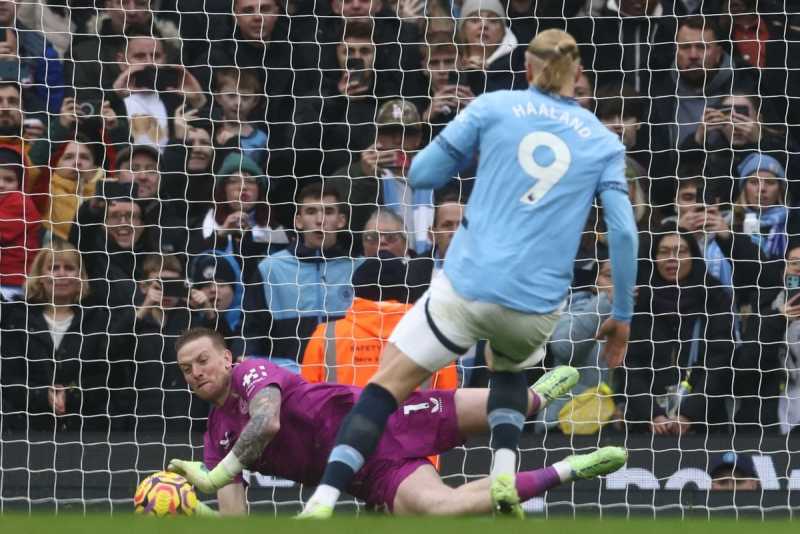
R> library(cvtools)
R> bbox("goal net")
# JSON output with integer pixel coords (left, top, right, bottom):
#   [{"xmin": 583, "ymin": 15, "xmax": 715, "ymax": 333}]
[{"xmin": 1, "ymin": 0, "xmax": 799, "ymax": 516}]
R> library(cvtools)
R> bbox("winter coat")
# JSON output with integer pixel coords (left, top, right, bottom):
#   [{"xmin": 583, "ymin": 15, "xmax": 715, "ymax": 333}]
[
  {"xmin": 242, "ymin": 243, "xmax": 364, "ymax": 361},
  {"xmin": 0, "ymin": 300, "xmax": 135, "ymax": 431},
  {"xmin": 0, "ymin": 189, "xmax": 40, "ymax": 287}
]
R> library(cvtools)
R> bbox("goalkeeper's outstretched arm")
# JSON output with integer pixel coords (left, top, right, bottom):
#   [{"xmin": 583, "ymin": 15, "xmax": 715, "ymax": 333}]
[
  {"xmin": 217, "ymin": 482, "xmax": 247, "ymax": 516},
  {"xmin": 169, "ymin": 386, "xmax": 282, "ymax": 496},
  {"xmin": 232, "ymin": 386, "xmax": 282, "ymax": 464}
]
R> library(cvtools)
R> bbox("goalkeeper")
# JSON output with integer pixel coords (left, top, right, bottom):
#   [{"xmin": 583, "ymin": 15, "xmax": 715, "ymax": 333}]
[{"xmin": 168, "ymin": 328, "xmax": 626, "ymax": 516}]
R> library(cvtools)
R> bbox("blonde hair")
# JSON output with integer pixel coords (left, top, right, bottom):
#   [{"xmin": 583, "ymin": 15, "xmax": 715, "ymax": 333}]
[
  {"xmin": 526, "ymin": 29, "xmax": 580, "ymax": 93},
  {"xmin": 25, "ymin": 238, "xmax": 90, "ymax": 304}
]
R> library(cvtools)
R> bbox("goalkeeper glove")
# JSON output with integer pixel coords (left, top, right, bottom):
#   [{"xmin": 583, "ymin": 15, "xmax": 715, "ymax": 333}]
[{"xmin": 168, "ymin": 453, "xmax": 243, "ymax": 494}]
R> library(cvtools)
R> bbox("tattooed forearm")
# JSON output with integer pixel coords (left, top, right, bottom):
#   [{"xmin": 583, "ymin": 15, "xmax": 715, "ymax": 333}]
[{"xmin": 232, "ymin": 386, "xmax": 281, "ymax": 467}]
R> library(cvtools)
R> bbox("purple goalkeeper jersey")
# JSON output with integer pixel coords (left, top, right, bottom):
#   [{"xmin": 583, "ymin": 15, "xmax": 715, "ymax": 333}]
[
  {"xmin": 204, "ymin": 358, "xmax": 464, "ymax": 509},
  {"xmin": 204, "ymin": 359, "xmax": 362, "ymax": 485}
]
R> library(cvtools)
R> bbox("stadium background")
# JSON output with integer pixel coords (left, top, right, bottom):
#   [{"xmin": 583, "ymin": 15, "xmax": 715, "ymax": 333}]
[{"xmin": 0, "ymin": 0, "xmax": 800, "ymax": 517}]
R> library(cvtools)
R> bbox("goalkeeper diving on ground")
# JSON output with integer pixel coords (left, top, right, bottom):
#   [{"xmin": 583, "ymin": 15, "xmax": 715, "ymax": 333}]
[
  {"xmin": 299, "ymin": 28, "xmax": 638, "ymax": 518},
  {"xmin": 167, "ymin": 328, "xmax": 627, "ymax": 516}
]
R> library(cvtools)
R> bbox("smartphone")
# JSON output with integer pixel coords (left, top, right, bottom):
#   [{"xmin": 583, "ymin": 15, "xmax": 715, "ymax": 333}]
[
  {"xmin": 691, "ymin": 181, "xmax": 718, "ymax": 206},
  {"xmin": 98, "ymin": 179, "xmax": 138, "ymax": 200},
  {"xmin": 132, "ymin": 66, "xmax": 157, "ymax": 89},
  {"xmin": 447, "ymin": 70, "xmax": 462, "ymax": 86},
  {"xmin": 77, "ymin": 98, "xmax": 100, "ymax": 117},
  {"xmin": 466, "ymin": 70, "xmax": 487, "ymax": 96},
  {"xmin": 155, "ymin": 66, "xmax": 182, "ymax": 91},
  {"xmin": 160, "ymin": 278, "xmax": 187, "ymax": 299},
  {"xmin": 786, "ymin": 274, "xmax": 800, "ymax": 302},
  {"xmin": 346, "ymin": 57, "xmax": 366, "ymax": 85},
  {"xmin": 733, "ymin": 104, "xmax": 751, "ymax": 116}
]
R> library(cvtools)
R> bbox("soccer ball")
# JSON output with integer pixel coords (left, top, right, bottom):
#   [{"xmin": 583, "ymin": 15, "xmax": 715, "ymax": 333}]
[{"xmin": 134, "ymin": 470, "xmax": 199, "ymax": 516}]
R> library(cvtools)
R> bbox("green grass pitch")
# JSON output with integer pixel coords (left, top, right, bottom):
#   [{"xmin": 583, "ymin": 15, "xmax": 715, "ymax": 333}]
[{"xmin": 0, "ymin": 516, "xmax": 796, "ymax": 534}]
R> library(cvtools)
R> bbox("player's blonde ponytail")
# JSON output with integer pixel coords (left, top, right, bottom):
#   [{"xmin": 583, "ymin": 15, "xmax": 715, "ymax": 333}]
[{"xmin": 527, "ymin": 29, "xmax": 580, "ymax": 94}]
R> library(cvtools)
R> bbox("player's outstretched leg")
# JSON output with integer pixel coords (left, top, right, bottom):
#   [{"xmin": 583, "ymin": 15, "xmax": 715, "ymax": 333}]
[
  {"xmin": 393, "ymin": 446, "xmax": 627, "ymax": 516},
  {"xmin": 492, "ymin": 446, "xmax": 627, "ymax": 518},
  {"xmin": 490, "ymin": 365, "xmax": 578, "ymax": 517},
  {"xmin": 297, "ymin": 344, "xmax": 431, "ymax": 519}
]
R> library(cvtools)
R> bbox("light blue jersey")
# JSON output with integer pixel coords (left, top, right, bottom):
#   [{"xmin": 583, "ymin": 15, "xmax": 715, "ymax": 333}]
[{"xmin": 409, "ymin": 86, "xmax": 637, "ymax": 320}]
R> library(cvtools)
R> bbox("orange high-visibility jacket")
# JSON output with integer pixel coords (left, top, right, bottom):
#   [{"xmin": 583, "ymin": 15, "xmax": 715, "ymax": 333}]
[{"xmin": 302, "ymin": 297, "xmax": 458, "ymax": 389}]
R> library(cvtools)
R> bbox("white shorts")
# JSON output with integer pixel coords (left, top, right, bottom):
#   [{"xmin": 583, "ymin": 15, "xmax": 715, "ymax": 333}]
[{"xmin": 389, "ymin": 272, "xmax": 561, "ymax": 373}]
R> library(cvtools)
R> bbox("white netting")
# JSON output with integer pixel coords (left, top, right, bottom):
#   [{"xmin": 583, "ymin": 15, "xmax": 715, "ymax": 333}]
[{"xmin": 1, "ymin": 0, "xmax": 800, "ymax": 516}]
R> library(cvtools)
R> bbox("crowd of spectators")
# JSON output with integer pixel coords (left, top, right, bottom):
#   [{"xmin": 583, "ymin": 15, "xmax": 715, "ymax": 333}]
[{"xmin": 1, "ymin": 0, "xmax": 800, "ymax": 439}]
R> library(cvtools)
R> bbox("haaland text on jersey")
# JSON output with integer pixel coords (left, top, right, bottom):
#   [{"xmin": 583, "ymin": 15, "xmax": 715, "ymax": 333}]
[{"xmin": 511, "ymin": 101, "xmax": 592, "ymax": 138}]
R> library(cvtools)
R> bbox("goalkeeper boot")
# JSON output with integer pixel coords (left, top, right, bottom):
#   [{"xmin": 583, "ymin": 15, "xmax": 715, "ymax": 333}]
[
  {"xmin": 531, "ymin": 366, "xmax": 580, "ymax": 408},
  {"xmin": 564, "ymin": 446, "xmax": 627, "ymax": 480},
  {"xmin": 295, "ymin": 501, "xmax": 334, "ymax": 520},
  {"xmin": 490, "ymin": 473, "xmax": 524, "ymax": 519}
]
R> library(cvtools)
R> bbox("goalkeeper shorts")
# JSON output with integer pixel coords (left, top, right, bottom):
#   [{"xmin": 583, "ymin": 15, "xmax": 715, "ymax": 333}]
[{"xmin": 389, "ymin": 271, "xmax": 561, "ymax": 373}]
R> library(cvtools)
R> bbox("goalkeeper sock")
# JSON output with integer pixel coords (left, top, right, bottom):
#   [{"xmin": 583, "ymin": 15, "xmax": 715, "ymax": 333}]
[
  {"xmin": 527, "ymin": 392, "xmax": 542, "ymax": 416},
  {"xmin": 515, "ymin": 466, "xmax": 562, "ymax": 501},
  {"xmin": 318, "ymin": 383, "xmax": 398, "ymax": 499}
]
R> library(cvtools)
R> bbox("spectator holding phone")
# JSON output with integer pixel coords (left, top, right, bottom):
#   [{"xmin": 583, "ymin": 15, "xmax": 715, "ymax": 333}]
[
  {"xmin": 187, "ymin": 253, "xmax": 245, "ymax": 356},
  {"xmin": 326, "ymin": 99, "xmax": 430, "ymax": 253},
  {"xmin": 681, "ymin": 91, "xmax": 800, "ymax": 201},
  {"xmin": 34, "ymin": 93, "xmax": 129, "ymax": 148},
  {"xmin": 67, "ymin": 0, "xmax": 181, "ymax": 101},
  {"xmin": 132, "ymin": 254, "xmax": 212, "ymax": 432},
  {"xmin": 419, "ymin": 37, "xmax": 475, "ymax": 138},
  {"xmin": 0, "ymin": 146, "xmax": 40, "ymax": 300},
  {"xmin": 671, "ymin": 176, "xmax": 755, "ymax": 297},
  {"xmin": 293, "ymin": 22, "xmax": 391, "ymax": 176},
  {"xmin": 111, "ymin": 34, "xmax": 206, "ymax": 148},
  {"xmin": 312, "ymin": 0, "xmax": 425, "ymax": 100},
  {"xmin": 210, "ymin": 68, "xmax": 269, "ymax": 168},
  {"xmin": 648, "ymin": 16, "xmax": 754, "ymax": 204},
  {"xmin": 188, "ymin": 152, "xmax": 289, "ymax": 274},
  {"xmin": 733, "ymin": 243, "xmax": 800, "ymax": 432}
]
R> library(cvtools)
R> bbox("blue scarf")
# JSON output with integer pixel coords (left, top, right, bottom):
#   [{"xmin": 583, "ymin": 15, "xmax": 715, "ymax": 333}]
[
  {"xmin": 380, "ymin": 175, "xmax": 434, "ymax": 252},
  {"xmin": 745, "ymin": 206, "xmax": 788, "ymax": 259},
  {"xmin": 703, "ymin": 236, "xmax": 744, "ymax": 345},
  {"xmin": 705, "ymin": 238, "xmax": 733, "ymax": 289}
]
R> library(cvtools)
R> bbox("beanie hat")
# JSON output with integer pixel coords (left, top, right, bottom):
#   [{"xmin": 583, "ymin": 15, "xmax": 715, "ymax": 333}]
[
  {"xmin": 738, "ymin": 153, "xmax": 786, "ymax": 188},
  {"xmin": 457, "ymin": 0, "xmax": 506, "ymax": 32}
]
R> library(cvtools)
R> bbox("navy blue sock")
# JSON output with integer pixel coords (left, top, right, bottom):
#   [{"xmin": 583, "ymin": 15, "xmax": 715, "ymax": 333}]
[
  {"xmin": 320, "ymin": 383, "xmax": 398, "ymax": 491},
  {"xmin": 487, "ymin": 371, "xmax": 528, "ymax": 450}
]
